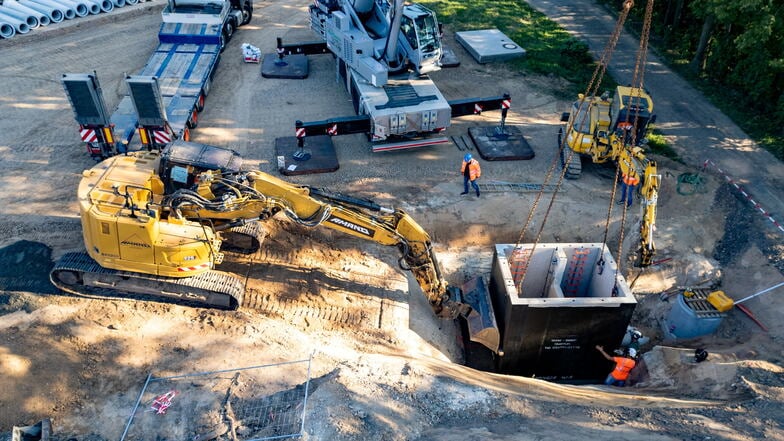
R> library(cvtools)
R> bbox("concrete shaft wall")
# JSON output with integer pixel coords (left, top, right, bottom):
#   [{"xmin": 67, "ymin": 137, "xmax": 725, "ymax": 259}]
[{"xmin": 488, "ymin": 243, "xmax": 637, "ymax": 383}]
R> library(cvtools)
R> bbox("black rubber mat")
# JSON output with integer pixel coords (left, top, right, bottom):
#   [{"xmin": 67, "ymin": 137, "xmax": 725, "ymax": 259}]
[
  {"xmin": 469, "ymin": 125, "xmax": 535, "ymax": 161},
  {"xmin": 261, "ymin": 54, "xmax": 309, "ymax": 79},
  {"xmin": 0, "ymin": 240, "xmax": 57, "ymax": 294},
  {"xmin": 274, "ymin": 135, "xmax": 340, "ymax": 175},
  {"xmin": 440, "ymin": 45, "xmax": 461, "ymax": 68}
]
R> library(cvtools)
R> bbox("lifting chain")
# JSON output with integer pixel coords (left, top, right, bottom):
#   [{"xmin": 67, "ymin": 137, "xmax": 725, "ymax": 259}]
[
  {"xmin": 611, "ymin": 0, "xmax": 654, "ymax": 273},
  {"xmin": 511, "ymin": 1, "xmax": 636, "ymax": 292}
]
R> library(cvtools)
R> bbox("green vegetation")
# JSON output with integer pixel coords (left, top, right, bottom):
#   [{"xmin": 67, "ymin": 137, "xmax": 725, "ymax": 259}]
[
  {"xmin": 423, "ymin": 0, "xmax": 784, "ymax": 162},
  {"xmin": 420, "ymin": 0, "xmax": 606, "ymax": 98},
  {"xmin": 646, "ymin": 130, "xmax": 680, "ymax": 161},
  {"xmin": 597, "ymin": 0, "xmax": 784, "ymax": 161}
]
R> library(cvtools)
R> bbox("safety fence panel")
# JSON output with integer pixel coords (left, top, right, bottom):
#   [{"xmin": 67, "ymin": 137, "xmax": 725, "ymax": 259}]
[{"xmin": 121, "ymin": 356, "xmax": 313, "ymax": 441}]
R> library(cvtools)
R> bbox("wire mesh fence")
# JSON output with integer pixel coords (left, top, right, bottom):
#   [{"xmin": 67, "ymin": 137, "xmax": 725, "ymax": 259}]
[{"xmin": 120, "ymin": 356, "xmax": 312, "ymax": 441}]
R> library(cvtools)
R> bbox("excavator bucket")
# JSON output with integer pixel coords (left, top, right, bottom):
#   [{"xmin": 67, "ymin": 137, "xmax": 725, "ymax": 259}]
[{"xmin": 460, "ymin": 276, "xmax": 500, "ymax": 353}]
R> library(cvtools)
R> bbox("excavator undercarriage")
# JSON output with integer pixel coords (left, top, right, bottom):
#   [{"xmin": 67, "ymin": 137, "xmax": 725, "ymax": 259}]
[{"xmin": 51, "ymin": 251, "xmax": 246, "ymax": 309}]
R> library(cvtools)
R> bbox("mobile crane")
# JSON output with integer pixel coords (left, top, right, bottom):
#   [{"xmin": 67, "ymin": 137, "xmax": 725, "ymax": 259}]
[
  {"xmin": 278, "ymin": 0, "xmax": 511, "ymax": 152},
  {"xmin": 50, "ymin": 141, "xmax": 495, "ymax": 342}
]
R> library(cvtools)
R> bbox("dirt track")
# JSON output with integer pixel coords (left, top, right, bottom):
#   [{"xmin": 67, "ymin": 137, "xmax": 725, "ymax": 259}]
[{"xmin": 1, "ymin": 0, "xmax": 783, "ymax": 440}]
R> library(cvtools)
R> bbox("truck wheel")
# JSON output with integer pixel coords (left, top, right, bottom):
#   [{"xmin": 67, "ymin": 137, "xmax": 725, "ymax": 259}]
[
  {"xmin": 240, "ymin": 3, "xmax": 252, "ymax": 25},
  {"xmin": 182, "ymin": 128, "xmax": 191, "ymax": 141},
  {"xmin": 187, "ymin": 108, "xmax": 199, "ymax": 129},
  {"xmin": 196, "ymin": 93, "xmax": 205, "ymax": 112},
  {"xmin": 219, "ymin": 31, "xmax": 227, "ymax": 53},
  {"xmin": 224, "ymin": 21, "xmax": 235, "ymax": 40}
]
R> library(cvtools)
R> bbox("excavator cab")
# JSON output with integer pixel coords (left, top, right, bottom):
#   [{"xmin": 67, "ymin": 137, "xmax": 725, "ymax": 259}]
[
  {"xmin": 399, "ymin": 4, "xmax": 442, "ymax": 74},
  {"xmin": 611, "ymin": 86, "xmax": 656, "ymax": 146},
  {"xmin": 158, "ymin": 141, "xmax": 243, "ymax": 193}
]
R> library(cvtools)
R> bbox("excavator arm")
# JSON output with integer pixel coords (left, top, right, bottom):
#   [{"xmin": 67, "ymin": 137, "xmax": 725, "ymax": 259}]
[
  {"xmin": 617, "ymin": 146, "xmax": 658, "ymax": 266},
  {"xmin": 161, "ymin": 159, "xmax": 470, "ymax": 319}
]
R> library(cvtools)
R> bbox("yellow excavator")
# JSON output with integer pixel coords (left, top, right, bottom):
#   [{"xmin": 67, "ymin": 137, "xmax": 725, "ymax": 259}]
[
  {"xmin": 50, "ymin": 140, "xmax": 497, "ymax": 343},
  {"xmin": 558, "ymin": 85, "xmax": 659, "ymax": 266}
]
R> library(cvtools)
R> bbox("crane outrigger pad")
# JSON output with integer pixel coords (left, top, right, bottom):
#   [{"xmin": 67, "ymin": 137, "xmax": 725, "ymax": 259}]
[
  {"xmin": 261, "ymin": 54, "xmax": 309, "ymax": 79},
  {"xmin": 274, "ymin": 135, "xmax": 339, "ymax": 176},
  {"xmin": 469, "ymin": 125, "xmax": 535, "ymax": 161},
  {"xmin": 460, "ymin": 276, "xmax": 500, "ymax": 353}
]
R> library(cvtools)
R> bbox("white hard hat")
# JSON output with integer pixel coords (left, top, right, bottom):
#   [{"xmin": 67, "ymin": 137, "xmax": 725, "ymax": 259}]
[{"xmin": 627, "ymin": 348, "xmax": 638, "ymax": 358}]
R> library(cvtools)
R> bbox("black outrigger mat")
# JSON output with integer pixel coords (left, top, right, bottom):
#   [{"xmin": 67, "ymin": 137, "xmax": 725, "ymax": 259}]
[
  {"xmin": 440, "ymin": 44, "xmax": 461, "ymax": 68},
  {"xmin": 469, "ymin": 125, "xmax": 535, "ymax": 161},
  {"xmin": 261, "ymin": 54, "xmax": 309, "ymax": 79},
  {"xmin": 274, "ymin": 135, "xmax": 339, "ymax": 176},
  {"xmin": 0, "ymin": 240, "xmax": 57, "ymax": 294}
]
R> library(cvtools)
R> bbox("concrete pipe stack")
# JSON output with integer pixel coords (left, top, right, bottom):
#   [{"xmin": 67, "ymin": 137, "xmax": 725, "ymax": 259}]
[{"xmin": 0, "ymin": 0, "xmax": 139, "ymax": 40}]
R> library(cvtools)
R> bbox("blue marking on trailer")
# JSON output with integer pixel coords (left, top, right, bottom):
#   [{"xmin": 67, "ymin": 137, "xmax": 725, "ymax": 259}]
[
  {"xmin": 155, "ymin": 45, "xmax": 178, "ymax": 78},
  {"xmin": 183, "ymin": 45, "xmax": 205, "ymax": 81}
]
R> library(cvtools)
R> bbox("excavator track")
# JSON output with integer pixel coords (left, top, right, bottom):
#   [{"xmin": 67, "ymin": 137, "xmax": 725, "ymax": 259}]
[
  {"xmin": 50, "ymin": 252, "xmax": 245, "ymax": 310},
  {"xmin": 559, "ymin": 128, "xmax": 582, "ymax": 179},
  {"xmin": 221, "ymin": 222, "xmax": 267, "ymax": 254}
]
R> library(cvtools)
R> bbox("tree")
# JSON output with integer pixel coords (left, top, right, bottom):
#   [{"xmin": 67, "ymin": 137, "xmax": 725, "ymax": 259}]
[{"xmin": 689, "ymin": 13, "xmax": 714, "ymax": 73}]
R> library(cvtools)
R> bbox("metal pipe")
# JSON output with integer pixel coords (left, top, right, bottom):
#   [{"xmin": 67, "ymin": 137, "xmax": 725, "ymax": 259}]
[
  {"xmin": 3, "ymin": 0, "xmax": 51, "ymax": 26},
  {"xmin": 19, "ymin": 0, "xmax": 64, "ymax": 23},
  {"xmin": 735, "ymin": 281, "xmax": 784, "ymax": 305},
  {"xmin": 27, "ymin": 0, "xmax": 76, "ymax": 19},
  {"xmin": 0, "ymin": 19, "xmax": 16, "ymax": 38},
  {"xmin": 0, "ymin": 10, "xmax": 32, "ymax": 33},
  {"xmin": 0, "ymin": 5, "xmax": 40, "ymax": 28},
  {"xmin": 53, "ymin": 0, "xmax": 89, "ymax": 17}
]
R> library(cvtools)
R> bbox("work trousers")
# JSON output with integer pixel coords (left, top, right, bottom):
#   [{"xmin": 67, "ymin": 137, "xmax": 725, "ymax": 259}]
[
  {"xmin": 464, "ymin": 175, "xmax": 479, "ymax": 195},
  {"xmin": 619, "ymin": 182, "xmax": 636, "ymax": 207}
]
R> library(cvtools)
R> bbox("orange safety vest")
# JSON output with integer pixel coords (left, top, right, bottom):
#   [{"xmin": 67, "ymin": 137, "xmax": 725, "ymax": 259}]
[
  {"xmin": 461, "ymin": 159, "xmax": 481, "ymax": 180},
  {"xmin": 623, "ymin": 173, "xmax": 640, "ymax": 186},
  {"xmin": 611, "ymin": 356, "xmax": 636, "ymax": 381}
]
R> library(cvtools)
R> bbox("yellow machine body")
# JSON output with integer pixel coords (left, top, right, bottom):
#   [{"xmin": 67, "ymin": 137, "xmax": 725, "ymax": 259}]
[
  {"xmin": 707, "ymin": 290, "xmax": 734, "ymax": 312},
  {"xmin": 79, "ymin": 151, "xmax": 220, "ymax": 278}
]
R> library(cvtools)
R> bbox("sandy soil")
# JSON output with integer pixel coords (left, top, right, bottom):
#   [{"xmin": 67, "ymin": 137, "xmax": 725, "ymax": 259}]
[{"xmin": 1, "ymin": 1, "xmax": 783, "ymax": 440}]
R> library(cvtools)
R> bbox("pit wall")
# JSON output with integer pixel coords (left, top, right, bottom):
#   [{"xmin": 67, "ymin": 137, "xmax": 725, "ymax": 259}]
[{"xmin": 486, "ymin": 243, "xmax": 637, "ymax": 383}]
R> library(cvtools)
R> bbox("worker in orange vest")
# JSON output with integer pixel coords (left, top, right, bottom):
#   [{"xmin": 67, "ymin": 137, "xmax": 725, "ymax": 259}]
[
  {"xmin": 596, "ymin": 344, "xmax": 637, "ymax": 386},
  {"xmin": 618, "ymin": 169, "xmax": 640, "ymax": 207},
  {"xmin": 460, "ymin": 153, "xmax": 481, "ymax": 197}
]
